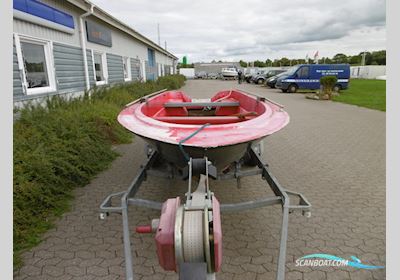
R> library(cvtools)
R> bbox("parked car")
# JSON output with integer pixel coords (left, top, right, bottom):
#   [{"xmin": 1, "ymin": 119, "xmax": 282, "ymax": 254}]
[
  {"xmin": 275, "ymin": 64, "xmax": 350, "ymax": 93},
  {"xmin": 195, "ymin": 71, "xmax": 208, "ymax": 79},
  {"xmin": 207, "ymin": 72, "xmax": 219, "ymax": 79},
  {"xmin": 265, "ymin": 69, "xmax": 287, "ymax": 79},
  {"xmin": 245, "ymin": 70, "xmax": 266, "ymax": 83},
  {"xmin": 252, "ymin": 69, "xmax": 287, "ymax": 85},
  {"xmin": 266, "ymin": 72, "xmax": 288, "ymax": 88}
]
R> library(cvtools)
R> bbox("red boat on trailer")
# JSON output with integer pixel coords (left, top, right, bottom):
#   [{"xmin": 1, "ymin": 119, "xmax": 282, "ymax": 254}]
[{"xmin": 100, "ymin": 89, "xmax": 311, "ymax": 280}]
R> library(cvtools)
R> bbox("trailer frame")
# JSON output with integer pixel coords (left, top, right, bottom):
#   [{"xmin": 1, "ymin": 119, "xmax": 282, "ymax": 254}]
[{"xmin": 99, "ymin": 147, "xmax": 311, "ymax": 280}]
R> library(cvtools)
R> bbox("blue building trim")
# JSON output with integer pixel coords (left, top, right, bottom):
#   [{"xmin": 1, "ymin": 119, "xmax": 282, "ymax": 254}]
[{"xmin": 13, "ymin": 0, "xmax": 74, "ymax": 29}]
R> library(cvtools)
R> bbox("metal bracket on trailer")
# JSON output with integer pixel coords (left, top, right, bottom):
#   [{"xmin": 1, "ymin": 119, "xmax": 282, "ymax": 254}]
[{"xmin": 99, "ymin": 147, "xmax": 311, "ymax": 280}]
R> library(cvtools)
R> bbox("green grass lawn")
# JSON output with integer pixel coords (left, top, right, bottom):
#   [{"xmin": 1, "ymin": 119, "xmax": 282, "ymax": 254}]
[{"xmin": 333, "ymin": 79, "xmax": 386, "ymax": 111}]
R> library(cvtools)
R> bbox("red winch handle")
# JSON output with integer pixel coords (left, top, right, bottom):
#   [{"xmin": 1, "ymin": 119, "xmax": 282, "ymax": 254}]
[{"xmin": 136, "ymin": 225, "xmax": 152, "ymax": 234}]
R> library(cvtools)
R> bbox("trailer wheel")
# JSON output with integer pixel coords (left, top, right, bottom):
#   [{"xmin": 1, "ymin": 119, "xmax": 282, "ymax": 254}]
[
  {"xmin": 333, "ymin": 84, "xmax": 341, "ymax": 92},
  {"xmin": 288, "ymin": 84, "xmax": 298, "ymax": 93}
]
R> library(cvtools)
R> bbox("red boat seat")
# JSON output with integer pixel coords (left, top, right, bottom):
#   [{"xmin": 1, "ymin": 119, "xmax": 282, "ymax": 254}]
[
  {"xmin": 164, "ymin": 98, "xmax": 188, "ymax": 116},
  {"xmin": 154, "ymin": 115, "xmax": 257, "ymax": 125},
  {"xmin": 214, "ymin": 98, "xmax": 240, "ymax": 116}
]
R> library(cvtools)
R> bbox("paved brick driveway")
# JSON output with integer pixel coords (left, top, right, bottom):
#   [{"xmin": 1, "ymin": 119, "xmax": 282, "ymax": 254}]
[{"xmin": 15, "ymin": 80, "xmax": 385, "ymax": 280}]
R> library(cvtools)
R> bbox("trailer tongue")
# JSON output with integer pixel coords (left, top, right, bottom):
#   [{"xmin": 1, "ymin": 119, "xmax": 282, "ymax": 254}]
[{"xmin": 99, "ymin": 89, "xmax": 311, "ymax": 280}]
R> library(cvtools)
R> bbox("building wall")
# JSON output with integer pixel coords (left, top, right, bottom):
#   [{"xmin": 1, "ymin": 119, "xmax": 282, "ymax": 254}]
[
  {"xmin": 350, "ymin": 66, "xmax": 386, "ymax": 79},
  {"xmin": 106, "ymin": 53, "xmax": 124, "ymax": 84},
  {"xmin": 178, "ymin": 68, "xmax": 195, "ymax": 79},
  {"xmin": 145, "ymin": 61, "xmax": 158, "ymax": 81},
  {"xmin": 13, "ymin": 0, "xmax": 177, "ymax": 104},
  {"xmin": 53, "ymin": 43, "xmax": 86, "ymax": 93},
  {"xmin": 84, "ymin": 15, "xmax": 148, "ymax": 62},
  {"xmin": 130, "ymin": 58, "xmax": 141, "ymax": 81},
  {"xmin": 194, "ymin": 62, "xmax": 242, "ymax": 74},
  {"xmin": 13, "ymin": 0, "xmax": 82, "ymax": 47}
]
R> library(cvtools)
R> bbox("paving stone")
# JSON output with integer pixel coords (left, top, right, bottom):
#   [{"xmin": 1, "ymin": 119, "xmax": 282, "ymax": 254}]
[
  {"xmin": 75, "ymin": 250, "xmax": 95, "ymax": 259},
  {"xmin": 349, "ymin": 270, "xmax": 374, "ymax": 280},
  {"xmin": 55, "ymin": 250, "xmax": 75, "ymax": 260},
  {"xmin": 303, "ymin": 270, "xmax": 327, "ymax": 280},
  {"xmin": 87, "ymin": 265, "xmax": 109, "ymax": 277},
  {"xmin": 229, "ymin": 255, "xmax": 252, "ymax": 265},
  {"xmin": 65, "ymin": 265, "xmax": 86, "ymax": 277},
  {"xmin": 327, "ymin": 270, "xmax": 350, "ymax": 280},
  {"xmin": 42, "ymin": 265, "xmax": 64, "ymax": 277},
  {"xmin": 251, "ymin": 255, "xmax": 273, "ymax": 265},
  {"xmin": 108, "ymin": 265, "xmax": 124, "ymax": 276},
  {"xmin": 286, "ymin": 271, "xmax": 304, "ymax": 280},
  {"xmin": 241, "ymin": 263, "xmax": 268, "ymax": 273},
  {"xmin": 18, "ymin": 265, "xmax": 42, "ymax": 277},
  {"xmin": 222, "ymin": 263, "xmax": 245, "ymax": 274},
  {"xmin": 233, "ymin": 271, "xmax": 257, "ymax": 280}
]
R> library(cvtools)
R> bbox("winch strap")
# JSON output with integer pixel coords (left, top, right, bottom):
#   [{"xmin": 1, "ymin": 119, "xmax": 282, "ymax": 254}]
[{"xmin": 178, "ymin": 123, "xmax": 210, "ymax": 161}]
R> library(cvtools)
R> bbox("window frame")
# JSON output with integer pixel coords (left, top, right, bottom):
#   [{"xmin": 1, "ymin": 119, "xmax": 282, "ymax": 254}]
[
  {"xmin": 147, "ymin": 48, "xmax": 155, "ymax": 67},
  {"xmin": 92, "ymin": 50, "xmax": 108, "ymax": 86},
  {"xmin": 123, "ymin": 57, "xmax": 132, "ymax": 82},
  {"xmin": 15, "ymin": 34, "xmax": 56, "ymax": 95},
  {"xmin": 299, "ymin": 66, "xmax": 309, "ymax": 78}
]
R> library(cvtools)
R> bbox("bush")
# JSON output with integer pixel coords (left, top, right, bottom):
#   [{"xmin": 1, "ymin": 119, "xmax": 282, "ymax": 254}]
[
  {"xmin": 13, "ymin": 74, "xmax": 185, "ymax": 267},
  {"xmin": 320, "ymin": 76, "xmax": 338, "ymax": 100},
  {"xmin": 157, "ymin": 74, "xmax": 186, "ymax": 90}
]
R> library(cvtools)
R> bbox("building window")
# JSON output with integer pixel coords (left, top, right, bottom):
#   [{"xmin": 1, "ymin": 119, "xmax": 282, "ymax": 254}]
[
  {"xmin": 148, "ymin": 48, "xmax": 155, "ymax": 67},
  {"xmin": 93, "ymin": 52, "xmax": 107, "ymax": 85},
  {"xmin": 15, "ymin": 35, "xmax": 56, "ymax": 95},
  {"xmin": 22, "ymin": 42, "xmax": 49, "ymax": 88},
  {"xmin": 123, "ymin": 57, "xmax": 131, "ymax": 81}
]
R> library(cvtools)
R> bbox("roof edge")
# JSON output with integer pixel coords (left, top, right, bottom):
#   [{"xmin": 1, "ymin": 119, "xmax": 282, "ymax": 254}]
[{"xmin": 66, "ymin": 0, "xmax": 178, "ymax": 60}]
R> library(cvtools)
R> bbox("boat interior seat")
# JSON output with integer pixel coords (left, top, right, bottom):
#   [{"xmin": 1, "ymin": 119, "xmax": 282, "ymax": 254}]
[
  {"xmin": 214, "ymin": 98, "xmax": 240, "ymax": 116},
  {"xmin": 154, "ymin": 115, "xmax": 257, "ymax": 125},
  {"xmin": 164, "ymin": 98, "xmax": 188, "ymax": 116}
]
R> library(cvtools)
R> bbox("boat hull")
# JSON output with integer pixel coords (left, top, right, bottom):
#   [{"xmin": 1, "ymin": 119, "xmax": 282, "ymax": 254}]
[
  {"xmin": 221, "ymin": 71, "xmax": 238, "ymax": 78},
  {"xmin": 142, "ymin": 135, "xmax": 262, "ymax": 169}
]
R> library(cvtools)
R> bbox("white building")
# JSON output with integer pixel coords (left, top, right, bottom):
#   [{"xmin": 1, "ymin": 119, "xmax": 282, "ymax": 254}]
[
  {"xmin": 350, "ymin": 66, "xmax": 386, "ymax": 79},
  {"xmin": 13, "ymin": 0, "xmax": 178, "ymax": 105}
]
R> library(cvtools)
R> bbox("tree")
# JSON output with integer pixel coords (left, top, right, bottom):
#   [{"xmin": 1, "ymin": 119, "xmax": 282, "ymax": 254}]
[
  {"xmin": 280, "ymin": 57, "xmax": 291, "ymax": 66},
  {"xmin": 177, "ymin": 62, "xmax": 194, "ymax": 69},
  {"xmin": 239, "ymin": 60, "xmax": 248, "ymax": 67},
  {"xmin": 349, "ymin": 55, "xmax": 361, "ymax": 65},
  {"xmin": 371, "ymin": 50, "xmax": 386, "ymax": 65},
  {"xmin": 333, "ymin": 53, "xmax": 348, "ymax": 64},
  {"xmin": 253, "ymin": 60, "xmax": 266, "ymax": 67}
]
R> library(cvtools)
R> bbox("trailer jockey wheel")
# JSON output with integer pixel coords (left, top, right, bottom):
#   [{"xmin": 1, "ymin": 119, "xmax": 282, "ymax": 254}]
[{"xmin": 136, "ymin": 173, "xmax": 222, "ymax": 279}]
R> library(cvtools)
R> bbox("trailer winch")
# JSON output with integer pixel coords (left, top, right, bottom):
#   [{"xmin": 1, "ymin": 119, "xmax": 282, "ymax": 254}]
[{"xmin": 136, "ymin": 159, "xmax": 222, "ymax": 279}]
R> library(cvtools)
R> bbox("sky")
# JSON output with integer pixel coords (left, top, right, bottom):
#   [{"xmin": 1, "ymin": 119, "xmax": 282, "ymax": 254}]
[{"xmin": 90, "ymin": 0, "xmax": 386, "ymax": 63}]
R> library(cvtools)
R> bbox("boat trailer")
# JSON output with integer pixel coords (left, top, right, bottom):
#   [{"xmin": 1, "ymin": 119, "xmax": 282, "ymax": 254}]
[{"xmin": 99, "ymin": 147, "xmax": 311, "ymax": 280}]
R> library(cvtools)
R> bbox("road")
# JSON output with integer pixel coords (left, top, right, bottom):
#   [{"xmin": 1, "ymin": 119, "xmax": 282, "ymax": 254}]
[{"xmin": 15, "ymin": 80, "xmax": 386, "ymax": 280}]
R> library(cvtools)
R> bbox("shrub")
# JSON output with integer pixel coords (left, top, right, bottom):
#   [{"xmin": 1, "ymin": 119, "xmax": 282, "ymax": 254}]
[
  {"xmin": 157, "ymin": 74, "xmax": 186, "ymax": 90},
  {"xmin": 13, "ymin": 74, "xmax": 185, "ymax": 267},
  {"xmin": 320, "ymin": 76, "xmax": 338, "ymax": 100}
]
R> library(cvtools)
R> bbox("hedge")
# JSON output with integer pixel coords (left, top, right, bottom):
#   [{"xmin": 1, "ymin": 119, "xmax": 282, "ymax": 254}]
[{"xmin": 13, "ymin": 74, "xmax": 186, "ymax": 267}]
